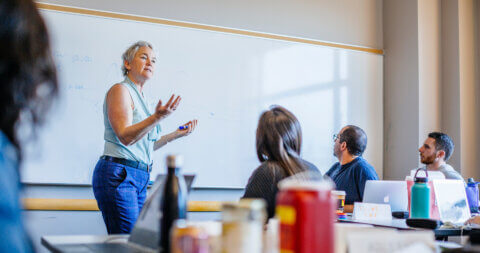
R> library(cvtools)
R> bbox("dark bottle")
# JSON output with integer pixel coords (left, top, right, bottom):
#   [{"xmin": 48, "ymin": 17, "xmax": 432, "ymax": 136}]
[{"xmin": 160, "ymin": 155, "xmax": 187, "ymax": 252}]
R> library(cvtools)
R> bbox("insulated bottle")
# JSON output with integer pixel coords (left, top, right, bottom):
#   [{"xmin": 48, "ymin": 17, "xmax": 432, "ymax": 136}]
[
  {"xmin": 466, "ymin": 178, "xmax": 479, "ymax": 213},
  {"xmin": 160, "ymin": 155, "xmax": 188, "ymax": 252},
  {"xmin": 411, "ymin": 169, "xmax": 430, "ymax": 218}
]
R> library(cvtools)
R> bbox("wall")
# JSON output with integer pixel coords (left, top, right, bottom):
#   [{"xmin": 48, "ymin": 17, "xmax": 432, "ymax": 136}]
[
  {"xmin": 38, "ymin": 0, "xmax": 383, "ymax": 49},
  {"xmin": 477, "ymin": 0, "xmax": 480, "ymax": 171},
  {"xmin": 383, "ymin": 0, "xmax": 420, "ymax": 179},
  {"xmin": 27, "ymin": 1, "xmax": 383, "ymax": 252},
  {"xmin": 441, "ymin": 0, "xmax": 461, "ymax": 170},
  {"xmin": 418, "ymin": 0, "xmax": 441, "ymax": 140},
  {"xmin": 384, "ymin": 0, "xmax": 480, "ymax": 180},
  {"xmin": 458, "ymin": 0, "xmax": 479, "ymax": 179},
  {"xmin": 441, "ymin": 0, "xmax": 480, "ymax": 179}
]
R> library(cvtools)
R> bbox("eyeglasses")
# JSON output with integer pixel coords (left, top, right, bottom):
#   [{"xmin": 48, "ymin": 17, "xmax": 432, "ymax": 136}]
[{"xmin": 333, "ymin": 134, "xmax": 340, "ymax": 142}]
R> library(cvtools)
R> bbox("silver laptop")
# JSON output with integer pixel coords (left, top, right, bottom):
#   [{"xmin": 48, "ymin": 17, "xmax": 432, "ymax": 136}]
[
  {"xmin": 362, "ymin": 180, "xmax": 408, "ymax": 212},
  {"xmin": 44, "ymin": 174, "xmax": 195, "ymax": 253}
]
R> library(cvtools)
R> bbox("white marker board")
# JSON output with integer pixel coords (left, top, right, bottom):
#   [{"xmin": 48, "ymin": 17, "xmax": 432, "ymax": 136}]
[{"xmin": 21, "ymin": 8, "xmax": 383, "ymax": 188}]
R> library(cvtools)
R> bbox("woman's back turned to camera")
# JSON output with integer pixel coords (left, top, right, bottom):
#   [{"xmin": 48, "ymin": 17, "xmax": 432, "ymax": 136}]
[
  {"xmin": 242, "ymin": 105, "xmax": 320, "ymax": 219},
  {"xmin": 0, "ymin": 0, "xmax": 59, "ymax": 251}
]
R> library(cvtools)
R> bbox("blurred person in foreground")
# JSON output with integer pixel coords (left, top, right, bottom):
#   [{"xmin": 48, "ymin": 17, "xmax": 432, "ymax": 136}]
[{"xmin": 0, "ymin": 0, "xmax": 59, "ymax": 251}]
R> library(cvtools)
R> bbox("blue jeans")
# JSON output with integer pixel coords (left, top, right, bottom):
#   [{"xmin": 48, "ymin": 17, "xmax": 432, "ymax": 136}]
[{"xmin": 92, "ymin": 158, "xmax": 150, "ymax": 234}]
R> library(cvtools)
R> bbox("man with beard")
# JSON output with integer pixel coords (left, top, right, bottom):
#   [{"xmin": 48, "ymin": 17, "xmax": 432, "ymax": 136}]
[
  {"xmin": 418, "ymin": 132, "xmax": 463, "ymax": 181},
  {"xmin": 326, "ymin": 125, "xmax": 378, "ymax": 212}
]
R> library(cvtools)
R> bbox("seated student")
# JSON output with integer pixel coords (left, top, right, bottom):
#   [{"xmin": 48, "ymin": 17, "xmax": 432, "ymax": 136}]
[
  {"xmin": 418, "ymin": 132, "xmax": 463, "ymax": 181},
  {"xmin": 0, "ymin": 0, "xmax": 59, "ymax": 252},
  {"xmin": 326, "ymin": 125, "xmax": 378, "ymax": 212},
  {"xmin": 242, "ymin": 106, "xmax": 320, "ymax": 219}
]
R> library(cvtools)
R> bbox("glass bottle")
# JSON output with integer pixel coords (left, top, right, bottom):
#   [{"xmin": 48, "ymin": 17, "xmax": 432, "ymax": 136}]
[{"xmin": 160, "ymin": 155, "xmax": 188, "ymax": 252}]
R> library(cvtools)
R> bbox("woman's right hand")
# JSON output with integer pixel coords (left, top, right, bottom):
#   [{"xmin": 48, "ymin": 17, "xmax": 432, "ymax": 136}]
[
  {"xmin": 175, "ymin": 120, "xmax": 198, "ymax": 138},
  {"xmin": 154, "ymin": 94, "xmax": 181, "ymax": 120}
]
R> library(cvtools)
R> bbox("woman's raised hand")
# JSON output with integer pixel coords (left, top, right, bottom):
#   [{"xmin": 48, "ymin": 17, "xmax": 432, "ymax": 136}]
[{"xmin": 154, "ymin": 94, "xmax": 181, "ymax": 120}]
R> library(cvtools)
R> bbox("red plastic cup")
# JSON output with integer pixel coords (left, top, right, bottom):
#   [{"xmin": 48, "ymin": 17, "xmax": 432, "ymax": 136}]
[{"xmin": 276, "ymin": 178, "xmax": 335, "ymax": 253}]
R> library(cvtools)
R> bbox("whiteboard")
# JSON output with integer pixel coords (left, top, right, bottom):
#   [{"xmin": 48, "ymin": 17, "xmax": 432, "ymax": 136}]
[{"xmin": 21, "ymin": 9, "xmax": 383, "ymax": 188}]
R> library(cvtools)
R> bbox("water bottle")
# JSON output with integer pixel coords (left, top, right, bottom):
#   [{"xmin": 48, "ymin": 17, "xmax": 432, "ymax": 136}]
[
  {"xmin": 466, "ymin": 178, "xmax": 479, "ymax": 213},
  {"xmin": 160, "ymin": 155, "xmax": 188, "ymax": 253},
  {"xmin": 411, "ymin": 168, "xmax": 430, "ymax": 218}
]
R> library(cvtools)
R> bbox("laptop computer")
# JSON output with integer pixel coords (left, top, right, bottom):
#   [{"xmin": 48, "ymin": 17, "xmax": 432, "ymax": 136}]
[
  {"xmin": 44, "ymin": 174, "xmax": 195, "ymax": 253},
  {"xmin": 433, "ymin": 180, "xmax": 471, "ymax": 226},
  {"xmin": 362, "ymin": 180, "xmax": 408, "ymax": 212}
]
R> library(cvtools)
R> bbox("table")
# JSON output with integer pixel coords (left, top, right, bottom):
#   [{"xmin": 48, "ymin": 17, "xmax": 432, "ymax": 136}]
[
  {"xmin": 338, "ymin": 218, "xmax": 472, "ymax": 240},
  {"xmin": 41, "ymin": 235, "xmax": 144, "ymax": 253}
]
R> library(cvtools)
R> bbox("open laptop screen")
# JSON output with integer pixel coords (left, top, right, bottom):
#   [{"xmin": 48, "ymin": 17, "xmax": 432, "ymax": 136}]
[
  {"xmin": 433, "ymin": 180, "xmax": 470, "ymax": 225},
  {"xmin": 129, "ymin": 174, "xmax": 195, "ymax": 250},
  {"xmin": 362, "ymin": 180, "xmax": 408, "ymax": 212}
]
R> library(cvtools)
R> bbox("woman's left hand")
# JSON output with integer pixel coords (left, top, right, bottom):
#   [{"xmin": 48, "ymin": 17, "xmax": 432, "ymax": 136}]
[{"xmin": 176, "ymin": 120, "xmax": 198, "ymax": 138}]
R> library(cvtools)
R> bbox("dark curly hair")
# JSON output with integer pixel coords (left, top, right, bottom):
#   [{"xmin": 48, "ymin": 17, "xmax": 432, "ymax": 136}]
[
  {"xmin": 428, "ymin": 132, "xmax": 454, "ymax": 161},
  {"xmin": 0, "ymin": 0, "xmax": 58, "ymax": 160}
]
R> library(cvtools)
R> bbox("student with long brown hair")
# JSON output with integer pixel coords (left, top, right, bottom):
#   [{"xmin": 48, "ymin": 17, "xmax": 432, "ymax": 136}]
[{"xmin": 243, "ymin": 105, "xmax": 320, "ymax": 219}]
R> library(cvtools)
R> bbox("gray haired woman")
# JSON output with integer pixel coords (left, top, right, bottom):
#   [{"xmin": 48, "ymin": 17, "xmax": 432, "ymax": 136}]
[{"xmin": 92, "ymin": 41, "xmax": 197, "ymax": 234}]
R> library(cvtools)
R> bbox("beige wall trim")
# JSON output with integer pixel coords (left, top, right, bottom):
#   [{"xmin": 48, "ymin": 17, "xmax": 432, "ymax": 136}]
[
  {"xmin": 37, "ymin": 2, "xmax": 383, "ymax": 55},
  {"xmin": 22, "ymin": 198, "xmax": 222, "ymax": 212}
]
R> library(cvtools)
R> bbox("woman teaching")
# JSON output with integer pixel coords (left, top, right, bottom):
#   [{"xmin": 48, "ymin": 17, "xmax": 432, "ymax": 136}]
[{"xmin": 92, "ymin": 41, "xmax": 197, "ymax": 234}]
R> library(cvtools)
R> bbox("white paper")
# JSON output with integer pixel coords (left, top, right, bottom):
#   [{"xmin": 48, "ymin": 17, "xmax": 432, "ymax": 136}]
[{"xmin": 352, "ymin": 202, "xmax": 392, "ymax": 221}]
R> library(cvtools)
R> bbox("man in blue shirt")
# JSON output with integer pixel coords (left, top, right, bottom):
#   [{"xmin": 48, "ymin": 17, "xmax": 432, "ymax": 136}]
[{"xmin": 326, "ymin": 125, "xmax": 378, "ymax": 212}]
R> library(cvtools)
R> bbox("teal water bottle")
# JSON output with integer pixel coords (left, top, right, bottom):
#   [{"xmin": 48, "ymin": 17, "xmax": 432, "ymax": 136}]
[{"xmin": 411, "ymin": 169, "xmax": 430, "ymax": 218}]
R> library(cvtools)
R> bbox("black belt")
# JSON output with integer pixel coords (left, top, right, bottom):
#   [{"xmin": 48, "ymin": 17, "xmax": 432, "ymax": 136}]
[{"xmin": 100, "ymin": 155, "xmax": 152, "ymax": 173}]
